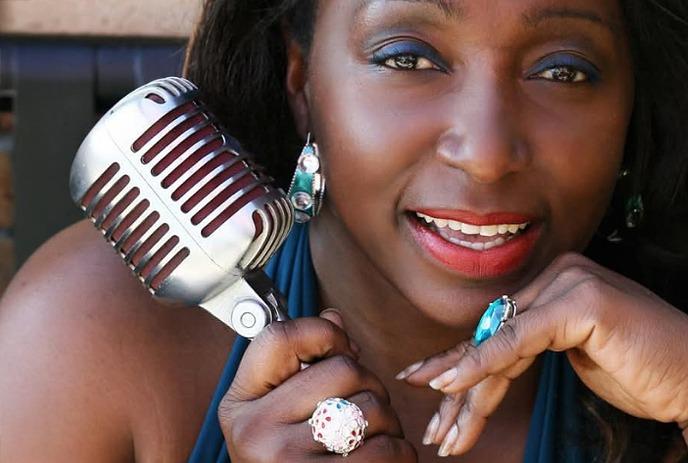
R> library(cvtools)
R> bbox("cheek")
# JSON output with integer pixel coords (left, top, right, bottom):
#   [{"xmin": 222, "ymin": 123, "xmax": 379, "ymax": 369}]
[
  {"xmin": 527, "ymin": 92, "xmax": 631, "ymax": 250},
  {"xmin": 309, "ymin": 74, "xmax": 439, "ymax": 221}
]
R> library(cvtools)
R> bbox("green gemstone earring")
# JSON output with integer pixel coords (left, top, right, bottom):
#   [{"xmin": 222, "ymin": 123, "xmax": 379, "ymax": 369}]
[
  {"xmin": 288, "ymin": 133, "xmax": 325, "ymax": 223},
  {"xmin": 625, "ymin": 194, "xmax": 644, "ymax": 229}
]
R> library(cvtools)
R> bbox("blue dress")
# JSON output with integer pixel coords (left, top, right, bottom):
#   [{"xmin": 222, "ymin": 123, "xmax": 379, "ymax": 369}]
[{"xmin": 188, "ymin": 223, "xmax": 595, "ymax": 462}]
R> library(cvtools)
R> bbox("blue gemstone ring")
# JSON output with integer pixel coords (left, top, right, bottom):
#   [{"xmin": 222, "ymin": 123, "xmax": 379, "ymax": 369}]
[{"xmin": 472, "ymin": 295, "xmax": 518, "ymax": 346}]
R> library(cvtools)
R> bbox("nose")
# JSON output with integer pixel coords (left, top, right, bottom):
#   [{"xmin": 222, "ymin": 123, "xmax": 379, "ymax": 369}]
[{"xmin": 435, "ymin": 77, "xmax": 530, "ymax": 184}]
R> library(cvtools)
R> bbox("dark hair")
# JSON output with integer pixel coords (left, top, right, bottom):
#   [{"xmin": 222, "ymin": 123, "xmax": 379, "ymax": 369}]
[
  {"xmin": 184, "ymin": 0, "xmax": 315, "ymax": 188},
  {"xmin": 184, "ymin": 1, "xmax": 688, "ymax": 461}
]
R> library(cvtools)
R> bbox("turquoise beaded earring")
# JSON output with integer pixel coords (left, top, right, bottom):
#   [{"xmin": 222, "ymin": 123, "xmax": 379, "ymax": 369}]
[{"xmin": 288, "ymin": 133, "xmax": 325, "ymax": 223}]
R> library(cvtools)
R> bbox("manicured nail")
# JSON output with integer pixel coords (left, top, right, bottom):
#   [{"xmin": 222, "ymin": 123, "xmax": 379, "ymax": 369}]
[
  {"xmin": 429, "ymin": 367, "xmax": 458, "ymax": 390},
  {"xmin": 437, "ymin": 424, "xmax": 458, "ymax": 457},
  {"xmin": 422, "ymin": 412, "xmax": 440, "ymax": 445},
  {"xmin": 395, "ymin": 360, "xmax": 424, "ymax": 380}
]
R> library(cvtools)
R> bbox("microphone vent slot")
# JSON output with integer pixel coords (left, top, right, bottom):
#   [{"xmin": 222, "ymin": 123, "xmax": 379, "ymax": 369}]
[
  {"xmin": 245, "ymin": 195, "xmax": 293, "ymax": 270},
  {"xmin": 131, "ymin": 101, "xmax": 197, "ymax": 153},
  {"xmin": 145, "ymin": 93, "xmax": 166, "ymax": 104},
  {"xmin": 151, "ymin": 124, "xmax": 215, "ymax": 176},
  {"xmin": 140, "ymin": 111, "xmax": 206, "ymax": 164},
  {"xmin": 200, "ymin": 185, "xmax": 265, "ymax": 238},
  {"xmin": 80, "ymin": 163, "xmax": 120, "ymax": 210},
  {"xmin": 79, "ymin": 163, "xmax": 190, "ymax": 292},
  {"xmin": 131, "ymin": 100, "xmax": 271, "ymax": 238},
  {"xmin": 150, "ymin": 247, "xmax": 191, "ymax": 291}
]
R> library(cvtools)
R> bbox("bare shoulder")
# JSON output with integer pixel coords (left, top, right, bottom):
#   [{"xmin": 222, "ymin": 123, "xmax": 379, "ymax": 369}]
[{"xmin": 0, "ymin": 221, "xmax": 236, "ymax": 462}]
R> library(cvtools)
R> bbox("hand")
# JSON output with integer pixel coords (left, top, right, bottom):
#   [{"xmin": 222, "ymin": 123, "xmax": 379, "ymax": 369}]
[
  {"xmin": 397, "ymin": 252, "xmax": 688, "ymax": 456},
  {"xmin": 219, "ymin": 310, "xmax": 417, "ymax": 462}
]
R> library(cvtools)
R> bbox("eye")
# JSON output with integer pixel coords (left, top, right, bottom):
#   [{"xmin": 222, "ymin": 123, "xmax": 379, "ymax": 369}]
[
  {"xmin": 535, "ymin": 66, "xmax": 588, "ymax": 83},
  {"xmin": 384, "ymin": 54, "xmax": 437, "ymax": 71},
  {"xmin": 371, "ymin": 40, "xmax": 447, "ymax": 72},
  {"xmin": 527, "ymin": 53, "xmax": 600, "ymax": 84}
]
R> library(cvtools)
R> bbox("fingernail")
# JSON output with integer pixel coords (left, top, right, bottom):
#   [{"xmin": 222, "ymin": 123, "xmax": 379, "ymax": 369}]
[
  {"xmin": 437, "ymin": 424, "xmax": 458, "ymax": 457},
  {"xmin": 429, "ymin": 367, "xmax": 458, "ymax": 390},
  {"xmin": 395, "ymin": 360, "xmax": 424, "ymax": 380},
  {"xmin": 422, "ymin": 412, "xmax": 440, "ymax": 445}
]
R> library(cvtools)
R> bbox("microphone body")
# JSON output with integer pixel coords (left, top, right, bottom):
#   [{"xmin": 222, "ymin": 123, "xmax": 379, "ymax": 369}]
[{"xmin": 69, "ymin": 77, "xmax": 293, "ymax": 338}]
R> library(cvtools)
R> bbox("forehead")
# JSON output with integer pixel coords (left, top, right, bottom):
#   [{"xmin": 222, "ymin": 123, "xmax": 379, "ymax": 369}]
[{"xmin": 345, "ymin": 0, "xmax": 623, "ymax": 36}]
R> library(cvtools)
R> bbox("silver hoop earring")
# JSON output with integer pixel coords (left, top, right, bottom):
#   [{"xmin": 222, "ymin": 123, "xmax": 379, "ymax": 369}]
[{"xmin": 287, "ymin": 133, "xmax": 325, "ymax": 223}]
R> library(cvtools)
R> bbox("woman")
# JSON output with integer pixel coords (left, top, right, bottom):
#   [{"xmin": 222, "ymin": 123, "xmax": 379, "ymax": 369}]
[{"xmin": 0, "ymin": 0, "xmax": 687, "ymax": 461}]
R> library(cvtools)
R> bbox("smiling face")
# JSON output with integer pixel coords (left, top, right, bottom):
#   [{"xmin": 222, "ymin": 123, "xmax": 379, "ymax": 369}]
[{"xmin": 295, "ymin": 0, "xmax": 634, "ymax": 325}]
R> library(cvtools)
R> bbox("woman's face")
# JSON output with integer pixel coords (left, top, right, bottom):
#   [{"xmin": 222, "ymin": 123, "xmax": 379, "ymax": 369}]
[{"xmin": 300, "ymin": 0, "xmax": 634, "ymax": 324}]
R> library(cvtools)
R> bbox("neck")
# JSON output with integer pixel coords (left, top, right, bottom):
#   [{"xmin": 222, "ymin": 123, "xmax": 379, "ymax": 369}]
[
  {"xmin": 308, "ymin": 211, "xmax": 540, "ymax": 461},
  {"xmin": 309, "ymin": 211, "xmax": 472, "ymax": 375}
]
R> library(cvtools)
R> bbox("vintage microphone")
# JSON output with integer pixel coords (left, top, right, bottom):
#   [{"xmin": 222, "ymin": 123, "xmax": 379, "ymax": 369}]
[{"xmin": 69, "ymin": 77, "xmax": 294, "ymax": 339}]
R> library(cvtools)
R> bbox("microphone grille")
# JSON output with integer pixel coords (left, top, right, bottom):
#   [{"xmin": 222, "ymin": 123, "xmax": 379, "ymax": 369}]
[
  {"xmin": 71, "ymin": 77, "xmax": 293, "ymax": 296},
  {"xmin": 78, "ymin": 161, "xmax": 191, "ymax": 291}
]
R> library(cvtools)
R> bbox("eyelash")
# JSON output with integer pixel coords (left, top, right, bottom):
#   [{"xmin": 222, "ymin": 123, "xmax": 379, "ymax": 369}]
[
  {"xmin": 527, "ymin": 54, "xmax": 601, "ymax": 84},
  {"xmin": 371, "ymin": 41, "xmax": 447, "ymax": 72},
  {"xmin": 372, "ymin": 43, "xmax": 600, "ymax": 85}
]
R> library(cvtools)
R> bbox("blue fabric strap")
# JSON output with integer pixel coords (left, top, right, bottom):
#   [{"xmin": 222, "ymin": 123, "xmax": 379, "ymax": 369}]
[
  {"xmin": 524, "ymin": 351, "xmax": 590, "ymax": 462},
  {"xmin": 188, "ymin": 223, "xmax": 589, "ymax": 462},
  {"xmin": 187, "ymin": 224, "xmax": 316, "ymax": 463}
]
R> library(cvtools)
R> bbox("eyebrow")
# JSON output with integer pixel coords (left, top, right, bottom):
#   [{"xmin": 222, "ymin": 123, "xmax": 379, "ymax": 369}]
[
  {"xmin": 355, "ymin": 0, "xmax": 465, "ymax": 20},
  {"xmin": 522, "ymin": 6, "xmax": 620, "ymax": 36}
]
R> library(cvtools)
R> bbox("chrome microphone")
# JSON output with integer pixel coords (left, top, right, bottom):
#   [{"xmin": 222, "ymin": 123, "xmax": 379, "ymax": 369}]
[{"xmin": 69, "ymin": 77, "xmax": 294, "ymax": 338}]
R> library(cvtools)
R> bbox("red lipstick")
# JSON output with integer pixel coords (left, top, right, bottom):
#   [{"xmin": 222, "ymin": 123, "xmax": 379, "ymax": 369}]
[{"xmin": 408, "ymin": 210, "xmax": 541, "ymax": 279}]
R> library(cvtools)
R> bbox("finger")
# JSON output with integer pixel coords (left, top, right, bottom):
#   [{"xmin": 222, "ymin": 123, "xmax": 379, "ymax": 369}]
[
  {"xmin": 315, "ymin": 435, "xmax": 417, "ymax": 462},
  {"xmin": 429, "ymin": 283, "xmax": 596, "ymax": 394},
  {"xmin": 399, "ymin": 343, "xmax": 470, "ymax": 385},
  {"xmin": 399, "ymin": 256, "xmax": 592, "ymax": 384},
  {"xmin": 348, "ymin": 390, "xmax": 404, "ymax": 438},
  {"xmin": 320, "ymin": 308, "xmax": 360, "ymax": 355},
  {"xmin": 261, "ymin": 354, "xmax": 390, "ymax": 422},
  {"xmin": 437, "ymin": 357, "xmax": 533, "ymax": 455},
  {"xmin": 229, "ymin": 421, "xmax": 414, "ymax": 463},
  {"xmin": 231, "ymin": 317, "xmax": 358, "ymax": 401},
  {"xmin": 512, "ymin": 252, "xmax": 599, "ymax": 310},
  {"xmin": 299, "ymin": 390, "xmax": 404, "ymax": 454},
  {"xmin": 439, "ymin": 375, "xmax": 511, "ymax": 456},
  {"xmin": 424, "ymin": 393, "xmax": 464, "ymax": 446}
]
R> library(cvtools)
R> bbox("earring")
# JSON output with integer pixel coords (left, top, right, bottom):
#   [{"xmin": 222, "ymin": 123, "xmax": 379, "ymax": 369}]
[
  {"xmin": 288, "ymin": 133, "xmax": 325, "ymax": 223},
  {"xmin": 625, "ymin": 193, "xmax": 644, "ymax": 229}
]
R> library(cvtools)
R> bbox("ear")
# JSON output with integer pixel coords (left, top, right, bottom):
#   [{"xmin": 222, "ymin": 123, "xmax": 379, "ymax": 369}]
[{"xmin": 284, "ymin": 36, "xmax": 311, "ymax": 140}]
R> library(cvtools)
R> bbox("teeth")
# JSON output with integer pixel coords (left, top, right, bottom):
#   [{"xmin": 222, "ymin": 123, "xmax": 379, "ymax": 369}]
[
  {"xmin": 461, "ymin": 223, "xmax": 480, "ymax": 235},
  {"xmin": 450, "ymin": 235, "xmax": 508, "ymax": 250},
  {"xmin": 415, "ymin": 212, "xmax": 529, "ymax": 236},
  {"xmin": 484, "ymin": 237, "xmax": 506, "ymax": 250},
  {"xmin": 479, "ymin": 225, "xmax": 498, "ymax": 237}
]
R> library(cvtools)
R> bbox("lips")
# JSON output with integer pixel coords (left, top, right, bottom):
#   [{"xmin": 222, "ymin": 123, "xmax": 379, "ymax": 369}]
[{"xmin": 407, "ymin": 209, "xmax": 541, "ymax": 279}]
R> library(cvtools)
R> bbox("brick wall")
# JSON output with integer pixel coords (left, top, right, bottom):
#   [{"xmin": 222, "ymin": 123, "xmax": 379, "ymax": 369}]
[{"xmin": 0, "ymin": 0, "xmax": 201, "ymax": 38}]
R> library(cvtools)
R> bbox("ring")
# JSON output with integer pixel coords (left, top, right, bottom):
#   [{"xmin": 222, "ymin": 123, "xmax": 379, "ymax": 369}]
[
  {"xmin": 308, "ymin": 397, "xmax": 368, "ymax": 457},
  {"xmin": 472, "ymin": 295, "xmax": 518, "ymax": 346}
]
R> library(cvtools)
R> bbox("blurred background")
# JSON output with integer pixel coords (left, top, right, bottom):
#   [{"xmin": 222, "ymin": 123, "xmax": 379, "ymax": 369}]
[{"xmin": 0, "ymin": 0, "xmax": 202, "ymax": 292}]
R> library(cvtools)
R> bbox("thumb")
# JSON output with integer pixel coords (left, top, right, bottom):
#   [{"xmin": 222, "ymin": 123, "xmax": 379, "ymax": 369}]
[
  {"xmin": 320, "ymin": 308, "xmax": 360, "ymax": 356},
  {"xmin": 320, "ymin": 308, "xmax": 345, "ymax": 329}
]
